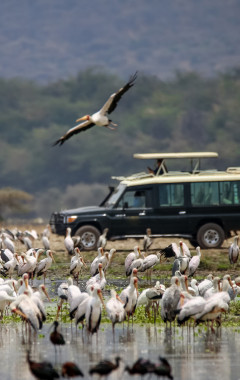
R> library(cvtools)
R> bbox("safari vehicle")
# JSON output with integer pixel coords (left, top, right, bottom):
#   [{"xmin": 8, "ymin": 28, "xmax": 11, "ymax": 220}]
[{"xmin": 50, "ymin": 152, "xmax": 240, "ymax": 250}]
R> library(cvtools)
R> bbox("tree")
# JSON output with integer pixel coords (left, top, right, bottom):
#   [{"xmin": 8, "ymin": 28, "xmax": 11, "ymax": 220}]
[{"xmin": 0, "ymin": 187, "xmax": 33, "ymax": 220}]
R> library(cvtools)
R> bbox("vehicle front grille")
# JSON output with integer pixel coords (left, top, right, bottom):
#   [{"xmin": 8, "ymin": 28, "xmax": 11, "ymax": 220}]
[{"xmin": 49, "ymin": 212, "xmax": 65, "ymax": 234}]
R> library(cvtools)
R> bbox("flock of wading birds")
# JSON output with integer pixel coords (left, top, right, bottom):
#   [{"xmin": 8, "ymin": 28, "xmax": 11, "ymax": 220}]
[{"xmin": 0, "ymin": 226, "xmax": 240, "ymax": 379}]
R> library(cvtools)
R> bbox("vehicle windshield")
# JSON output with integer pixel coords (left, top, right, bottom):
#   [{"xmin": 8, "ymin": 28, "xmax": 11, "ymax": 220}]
[{"xmin": 105, "ymin": 184, "xmax": 126, "ymax": 207}]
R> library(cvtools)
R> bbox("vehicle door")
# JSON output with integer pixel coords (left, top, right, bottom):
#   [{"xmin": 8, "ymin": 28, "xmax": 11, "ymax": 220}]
[
  {"xmin": 151, "ymin": 182, "xmax": 189, "ymax": 234},
  {"xmin": 108, "ymin": 186, "xmax": 155, "ymax": 236}
]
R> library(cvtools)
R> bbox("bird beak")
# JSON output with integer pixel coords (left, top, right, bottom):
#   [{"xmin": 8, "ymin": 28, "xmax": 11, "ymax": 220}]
[
  {"xmin": 50, "ymin": 251, "xmax": 55, "ymax": 262},
  {"xmin": 97, "ymin": 289, "xmax": 106, "ymax": 309},
  {"xmin": 24, "ymin": 276, "xmax": 29, "ymax": 289},
  {"xmin": 13, "ymin": 282, "xmax": 17, "ymax": 294},
  {"xmin": 76, "ymin": 115, "xmax": 88, "ymax": 122},
  {"xmin": 228, "ymin": 277, "xmax": 235, "ymax": 293},
  {"xmin": 180, "ymin": 294, "xmax": 185, "ymax": 307},
  {"xmin": 81, "ymin": 258, "xmax": 87, "ymax": 268},
  {"xmin": 12, "ymin": 308, "xmax": 27, "ymax": 319},
  {"xmin": 116, "ymin": 294, "xmax": 124, "ymax": 304}
]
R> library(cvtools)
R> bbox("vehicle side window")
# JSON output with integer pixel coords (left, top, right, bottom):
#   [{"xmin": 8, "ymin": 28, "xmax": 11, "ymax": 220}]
[
  {"xmin": 191, "ymin": 182, "xmax": 219, "ymax": 206},
  {"xmin": 158, "ymin": 184, "xmax": 184, "ymax": 207},
  {"xmin": 117, "ymin": 190, "xmax": 146, "ymax": 209},
  {"xmin": 220, "ymin": 181, "xmax": 240, "ymax": 205}
]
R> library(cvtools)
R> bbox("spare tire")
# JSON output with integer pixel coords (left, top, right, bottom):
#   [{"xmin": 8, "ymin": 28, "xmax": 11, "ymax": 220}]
[
  {"xmin": 75, "ymin": 225, "xmax": 100, "ymax": 251},
  {"xmin": 196, "ymin": 223, "xmax": 225, "ymax": 249}
]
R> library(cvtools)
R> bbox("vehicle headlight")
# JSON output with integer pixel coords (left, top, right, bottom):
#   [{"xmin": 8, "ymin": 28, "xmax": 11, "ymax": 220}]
[{"xmin": 66, "ymin": 215, "xmax": 78, "ymax": 223}]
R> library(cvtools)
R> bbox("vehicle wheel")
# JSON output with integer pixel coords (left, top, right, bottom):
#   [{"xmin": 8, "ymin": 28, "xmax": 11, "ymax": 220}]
[
  {"xmin": 75, "ymin": 225, "xmax": 100, "ymax": 251},
  {"xmin": 188, "ymin": 239, "xmax": 199, "ymax": 248},
  {"xmin": 196, "ymin": 223, "xmax": 225, "ymax": 249}
]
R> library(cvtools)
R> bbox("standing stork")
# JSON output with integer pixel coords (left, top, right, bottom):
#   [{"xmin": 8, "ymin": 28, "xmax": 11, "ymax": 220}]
[
  {"xmin": 53, "ymin": 72, "xmax": 137, "ymax": 145},
  {"xmin": 85, "ymin": 286, "xmax": 105, "ymax": 334},
  {"xmin": 106, "ymin": 289, "xmax": 125, "ymax": 332},
  {"xmin": 119, "ymin": 276, "xmax": 138, "ymax": 324},
  {"xmin": 64, "ymin": 228, "xmax": 74, "ymax": 256},
  {"xmin": 70, "ymin": 248, "xmax": 87, "ymax": 284},
  {"xmin": 188, "ymin": 246, "xmax": 201, "ymax": 277},
  {"xmin": 229, "ymin": 235, "xmax": 239, "ymax": 266},
  {"xmin": 97, "ymin": 228, "xmax": 109, "ymax": 249},
  {"xmin": 35, "ymin": 250, "xmax": 54, "ymax": 284},
  {"xmin": 143, "ymin": 228, "xmax": 153, "ymax": 252},
  {"xmin": 140, "ymin": 252, "xmax": 161, "ymax": 283}
]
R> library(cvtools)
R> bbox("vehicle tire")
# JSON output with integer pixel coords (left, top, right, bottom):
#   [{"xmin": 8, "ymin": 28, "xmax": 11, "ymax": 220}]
[
  {"xmin": 74, "ymin": 225, "xmax": 100, "ymax": 251},
  {"xmin": 196, "ymin": 223, "xmax": 225, "ymax": 249},
  {"xmin": 188, "ymin": 239, "xmax": 199, "ymax": 248}
]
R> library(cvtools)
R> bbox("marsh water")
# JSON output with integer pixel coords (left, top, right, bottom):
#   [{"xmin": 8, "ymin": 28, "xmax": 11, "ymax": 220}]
[{"xmin": 1, "ymin": 321, "xmax": 240, "ymax": 380}]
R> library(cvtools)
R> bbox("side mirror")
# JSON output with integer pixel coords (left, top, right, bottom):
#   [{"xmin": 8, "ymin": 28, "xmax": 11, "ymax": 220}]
[{"xmin": 123, "ymin": 202, "xmax": 128, "ymax": 209}]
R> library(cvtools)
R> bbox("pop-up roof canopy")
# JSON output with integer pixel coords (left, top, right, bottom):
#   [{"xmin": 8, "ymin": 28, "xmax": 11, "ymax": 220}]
[
  {"xmin": 133, "ymin": 152, "xmax": 219, "ymax": 160},
  {"xmin": 133, "ymin": 152, "xmax": 219, "ymax": 175}
]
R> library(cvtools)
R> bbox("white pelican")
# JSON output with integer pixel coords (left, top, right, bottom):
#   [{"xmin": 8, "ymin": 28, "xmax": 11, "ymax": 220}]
[
  {"xmin": 85, "ymin": 286, "xmax": 105, "ymax": 334},
  {"xmin": 53, "ymin": 72, "xmax": 137, "ymax": 146},
  {"xmin": 106, "ymin": 289, "xmax": 125, "ymax": 331},
  {"xmin": 229, "ymin": 235, "xmax": 239, "ymax": 265},
  {"xmin": 188, "ymin": 246, "xmax": 201, "ymax": 277}
]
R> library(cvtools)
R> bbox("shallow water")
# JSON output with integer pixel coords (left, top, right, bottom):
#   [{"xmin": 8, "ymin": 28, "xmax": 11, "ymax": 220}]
[{"xmin": 1, "ymin": 322, "xmax": 240, "ymax": 380}]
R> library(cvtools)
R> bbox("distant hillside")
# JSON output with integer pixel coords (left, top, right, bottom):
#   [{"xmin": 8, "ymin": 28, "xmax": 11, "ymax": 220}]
[{"xmin": 0, "ymin": 0, "xmax": 240, "ymax": 82}]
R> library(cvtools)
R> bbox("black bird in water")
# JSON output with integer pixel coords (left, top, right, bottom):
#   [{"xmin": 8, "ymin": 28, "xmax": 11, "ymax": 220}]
[
  {"xmin": 27, "ymin": 350, "xmax": 59, "ymax": 380},
  {"xmin": 153, "ymin": 357, "xmax": 174, "ymax": 379},
  {"xmin": 50, "ymin": 321, "xmax": 65, "ymax": 348},
  {"xmin": 89, "ymin": 357, "xmax": 122, "ymax": 378},
  {"xmin": 61, "ymin": 362, "xmax": 84, "ymax": 378},
  {"xmin": 125, "ymin": 357, "xmax": 155, "ymax": 377}
]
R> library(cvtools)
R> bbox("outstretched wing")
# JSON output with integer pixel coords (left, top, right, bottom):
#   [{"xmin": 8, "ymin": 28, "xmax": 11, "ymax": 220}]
[
  {"xmin": 101, "ymin": 71, "xmax": 137, "ymax": 115},
  {"xmin": 53, "ymin": 120, "xmax": 95, "ymax": 146}
]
